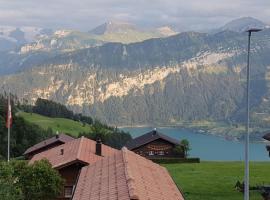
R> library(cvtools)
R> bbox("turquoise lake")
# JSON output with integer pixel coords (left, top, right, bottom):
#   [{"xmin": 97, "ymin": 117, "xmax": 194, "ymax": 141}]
[{"xmin": 121, "ymin": 127, "xmax": 270, "ymax": 161}]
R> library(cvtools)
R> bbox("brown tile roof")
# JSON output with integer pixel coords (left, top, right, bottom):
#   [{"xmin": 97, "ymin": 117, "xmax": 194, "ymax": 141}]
[
  {"xmin": 30, "ymin": 137, "xmax": 119, "ymax": 169},
  {"xmin": 125, "ymin": 129, "xmax": 180, "ymax": 150},
  {"xmin": 24, "ymin": 133, "xmax": 74, "ymax": 155},
  {"xmin": 73, "ymin": 147, "xmax": 184, "ymax": 200}
]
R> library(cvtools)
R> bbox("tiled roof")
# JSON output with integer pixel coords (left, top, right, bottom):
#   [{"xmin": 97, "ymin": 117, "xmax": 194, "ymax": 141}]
[
  {"xmin": 24, "ymin": 133, "xmax": 74, "ymax": 155},
  {"xmin": 30, "ymin": 137, "xmax": 119, "ymax": 169},
  {"xmin": 73, "ymin": 147, "xmax": 184, "ymax": 200},
  {"xmin": 125, "ymin": 129, "xmax": 180, "ymax": 150}
]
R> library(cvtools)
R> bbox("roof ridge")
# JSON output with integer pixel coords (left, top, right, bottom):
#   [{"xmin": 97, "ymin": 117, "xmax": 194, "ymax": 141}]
[
  {"xmin": 76, "ymin": 136, "xmax": 84, "ymax": 160},
  {"xmin": 24, "ymin": 133, "xmax": 74, "ymax": 155},
  {"xmin": 122, "ymin": 147, "xmax": 139, "ymax": 200}
]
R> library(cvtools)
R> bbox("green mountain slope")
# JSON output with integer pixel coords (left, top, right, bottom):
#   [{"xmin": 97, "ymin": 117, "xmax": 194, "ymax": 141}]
[{"xmin": 18, "ymin": 112, "xmax": 92, "ymax": 137}]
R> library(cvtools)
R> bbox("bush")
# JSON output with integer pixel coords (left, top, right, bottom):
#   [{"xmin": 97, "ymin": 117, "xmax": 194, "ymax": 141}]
[
  {"xmin": 181, "ymin": 139, "xmax": 191, "ymax": 157},
  {"xmin": 150, "ymin": 157, "xmax": 200, "ymax": 164},
  {"xmin": 172, "ymin": 144, "xmax": 184, "ymax": 155}
]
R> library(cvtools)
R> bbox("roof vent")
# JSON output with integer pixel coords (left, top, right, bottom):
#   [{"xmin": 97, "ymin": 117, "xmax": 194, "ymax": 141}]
[
  {"xmin": 96, "ymin": 138, "xmax": 102, "ymax": 156},
  {"xmin": 60, "ymin": 148, "xmax": 64, "ymax": 155}
]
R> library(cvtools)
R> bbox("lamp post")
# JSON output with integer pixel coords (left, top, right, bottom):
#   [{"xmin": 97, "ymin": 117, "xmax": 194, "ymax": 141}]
[{"xmin": 244, "ymin": 28, "xmax": 262, "ymax": 200}]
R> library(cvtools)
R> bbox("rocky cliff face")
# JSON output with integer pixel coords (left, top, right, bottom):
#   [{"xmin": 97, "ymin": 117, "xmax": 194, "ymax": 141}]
[{"xmin": 1, "ymin": 29, "xmax": 270, "ymax": 127}]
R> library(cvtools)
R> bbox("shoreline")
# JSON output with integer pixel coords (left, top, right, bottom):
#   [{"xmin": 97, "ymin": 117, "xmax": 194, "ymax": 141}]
[{"xmin": 118, "ymin": 124, "xmax": 267, "ymax": 143}]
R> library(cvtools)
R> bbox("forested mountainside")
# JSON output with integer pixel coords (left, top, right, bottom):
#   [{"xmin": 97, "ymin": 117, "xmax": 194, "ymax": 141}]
[
  {"xmin": 1, "ymin": 28, "xmax": 270, "ymax": 135},
  {"xmin": 0, "ymin": 97, "xmax": 131, "ymax": 159}
]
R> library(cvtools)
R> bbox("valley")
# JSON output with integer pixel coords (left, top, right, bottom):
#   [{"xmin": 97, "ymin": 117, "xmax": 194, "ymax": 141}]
[{"xmin": 1, "ymin": 17, "xmax": 270, "ymax": 140}]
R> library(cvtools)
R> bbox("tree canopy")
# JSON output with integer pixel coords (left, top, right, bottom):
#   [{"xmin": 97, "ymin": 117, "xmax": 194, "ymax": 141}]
[
  {"xmin": 0, "ymin": 159, "xmax": 63, "ymax": 200},
  {"xmin": 180, "ymin": 139, "xmax": 191, "ymax": 157}
]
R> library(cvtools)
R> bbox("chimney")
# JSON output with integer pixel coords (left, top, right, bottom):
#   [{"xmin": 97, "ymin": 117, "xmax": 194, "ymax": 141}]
[
  {"xmin": 96, "ymin": 138, "xmax": 102, "ymax": 156},
  {"xmin": 56, "ymin": 131, "xmax": 59, "ymax": 139},
  {"xmin": 60, "ymin": 148, "xmax": 64, "ymax": 155},
  {"xmin": 153, "ymin": 128, "xmax": 157, "ymax": 135}
]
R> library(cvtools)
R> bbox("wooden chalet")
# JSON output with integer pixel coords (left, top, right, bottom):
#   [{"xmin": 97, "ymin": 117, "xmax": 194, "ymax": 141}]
[
  {"xmin": 27, "ymin": 132, "xmax": 186, "ymax": 200},
  {"xmin": 24, "ymin": 133, "xmax": 74, "ymax": 159},
  {"xmin": 29, "ymin": 136, "xmax": 118, "ymax": 200},
  {"xmin": 263, "ymin": 133, "xmax": 270, "ymax": 157},
  {"xmin": 125, "ymin": 129, "xmax": 185, "ymax": 158}
]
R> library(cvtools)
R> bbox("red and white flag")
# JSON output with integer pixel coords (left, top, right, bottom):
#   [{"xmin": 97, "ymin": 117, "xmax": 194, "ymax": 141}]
[{"xmin": 6, "ymin": 97, "xmax": 12, "ymax": 128}]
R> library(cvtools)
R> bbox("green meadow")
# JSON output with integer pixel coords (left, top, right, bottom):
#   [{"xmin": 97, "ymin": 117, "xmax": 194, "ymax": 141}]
[
  {"xmin": 164, "ymin": 162, "xmax": 270, "ymax": 200},
  {"xmin": 18, "ymin": 112, "xmax": 92, "ymax": 136}
]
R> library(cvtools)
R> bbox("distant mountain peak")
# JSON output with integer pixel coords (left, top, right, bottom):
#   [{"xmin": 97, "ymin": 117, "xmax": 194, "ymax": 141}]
[
  {"xmin": 156, "ymin": 26, "xmax": 177, "ymax": 36},
  {"xmin": 89, "ymin": 20, "xmax": 137, "ymax": 35},
  {"xmin": 54, "ymin": 29, "xmax": 72, "ymax": 37},
  {"xmin": 218, "ymin": 17, "xmax": 267, "ymax": 33}
]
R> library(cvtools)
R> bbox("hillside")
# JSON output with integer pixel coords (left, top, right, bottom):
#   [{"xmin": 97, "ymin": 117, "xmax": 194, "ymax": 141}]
[
  {"xmin": 0, "ymin": 96, "xmax": 131, "ymax": 159},
  {"xmin": 18, "ymin": 112, "xmax": 92, "ymax": 137},
  {"xmin": 0, "ymin": 24, "xmax": 270, "ymax": 139}
]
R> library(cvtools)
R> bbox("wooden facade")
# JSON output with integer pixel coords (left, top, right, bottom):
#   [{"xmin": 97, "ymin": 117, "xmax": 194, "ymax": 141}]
[
  {"xmin": 57, "ymin": 163, "xmax": 86, "ymax": 200},
  {"xmin": 133, "ymin": 138, "xmax": 184, "ymax": 158},
  {"xmin": 126, "ymin": 129, "xmax": 185, "ymax": 159}
]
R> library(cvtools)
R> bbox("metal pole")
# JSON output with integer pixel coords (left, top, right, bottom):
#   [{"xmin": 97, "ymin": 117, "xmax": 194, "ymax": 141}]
[
  {"xmin": 244, "ymin": 31, "xmax": 251, "ymax": 200},
  {"xmin": 7, "ymin": 90, "xmax": 10, "ymax": 162}
]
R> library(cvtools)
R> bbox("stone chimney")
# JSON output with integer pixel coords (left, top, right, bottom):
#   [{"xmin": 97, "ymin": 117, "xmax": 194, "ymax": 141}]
[{"xmin": 96, "ymin": 138, "xmax": 102, "ymax": 156}]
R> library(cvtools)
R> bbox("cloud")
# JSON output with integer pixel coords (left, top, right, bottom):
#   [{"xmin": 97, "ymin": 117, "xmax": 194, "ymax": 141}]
[{"xmin": 0, "ymin": 0, "xmax": 269, "ymax": 31}]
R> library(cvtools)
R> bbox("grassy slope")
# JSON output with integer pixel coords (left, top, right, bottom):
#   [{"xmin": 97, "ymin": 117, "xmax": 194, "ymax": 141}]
[
  {"xmin": 95, "ymin": 30, "xmax": 161, "ymax": 43},
  {"xmin": 18, "ymin": 112, "xmax": 92, "ymax": 136},
  {"xmin": 164, "ymin": 162, "xmax": 270, "ymax": 200}
]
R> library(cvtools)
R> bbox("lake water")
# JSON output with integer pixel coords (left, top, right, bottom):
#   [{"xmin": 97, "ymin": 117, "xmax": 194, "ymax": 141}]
[{"xmin": 121, "ymin": 127, "xmax": 270, "ymax": 161}]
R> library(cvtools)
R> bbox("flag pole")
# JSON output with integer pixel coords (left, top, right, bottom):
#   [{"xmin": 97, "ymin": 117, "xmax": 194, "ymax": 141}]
[{"xmin": 7, "ymin": 90, "xmax": 10, "ymax": 162}]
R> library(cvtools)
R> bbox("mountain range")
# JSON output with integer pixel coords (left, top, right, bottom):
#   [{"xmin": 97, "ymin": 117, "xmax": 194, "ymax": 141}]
[
  {"xmin": 11, "ymin": 21, "xmax": 177, "ymax": 54},
  {"xmin": 0, "ymin": 17, "xmax": 270, "ymax": 137}
]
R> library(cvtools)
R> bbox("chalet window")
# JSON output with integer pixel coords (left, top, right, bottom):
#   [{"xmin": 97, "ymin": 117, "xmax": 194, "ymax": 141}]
[
  {"xmin": 149, "ymin": 151, "xmax": 154, "ymax": 156},
  {"xmin": 158, "ymin": 151, "xmax": 164, "ymax": 155},
  {"xmin": 64, "ymin": 186, "xmax": 74, "ymax": 198}
]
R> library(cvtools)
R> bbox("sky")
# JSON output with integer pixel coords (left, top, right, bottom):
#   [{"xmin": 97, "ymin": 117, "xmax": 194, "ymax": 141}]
[{"xmin": 0, "ymin": 0, "xmax": 270, "ymax": 31}]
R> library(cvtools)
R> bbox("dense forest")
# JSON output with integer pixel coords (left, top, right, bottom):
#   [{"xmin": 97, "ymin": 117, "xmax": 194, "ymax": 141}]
[{"xmin": 0, "ymin": 96, "xmax": 131, "ymax": 160}]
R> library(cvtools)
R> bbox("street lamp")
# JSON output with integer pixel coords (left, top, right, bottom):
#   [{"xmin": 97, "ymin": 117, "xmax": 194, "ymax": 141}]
[{"xmin": 244, "ymin": 28, "xmax": 262, "ymax": 200}]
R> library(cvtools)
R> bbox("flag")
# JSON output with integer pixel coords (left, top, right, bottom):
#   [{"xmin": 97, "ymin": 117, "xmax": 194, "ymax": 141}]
[{"xmin": 6, "ymin": 97, "xmax": 12, "ymax": 128}]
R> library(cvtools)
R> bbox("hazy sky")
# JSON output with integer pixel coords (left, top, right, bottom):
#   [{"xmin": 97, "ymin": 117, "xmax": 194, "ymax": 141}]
[{"xmin": 0, "ymin": 0, "xmax": 269, "ymax": 31}]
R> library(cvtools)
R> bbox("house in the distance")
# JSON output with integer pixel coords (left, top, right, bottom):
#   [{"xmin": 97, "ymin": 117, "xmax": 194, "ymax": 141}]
[
  {"xmin": 29, "ymin": 136, "xmax": 118, "ymax": 200},
  {"xmin": 73, "ymin": 147, "xmax": 185, "ymax": 200},
  {"xmin": 125, "ymin": 129, "xmax": 184, "ymax": 158},
  {"xmin": 24, "ymin": 133, "xmax": 75, "ymax": 159},
  {"xmin": 263, "ymin": 133, "xmax": 270, "ymax": 157}
]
